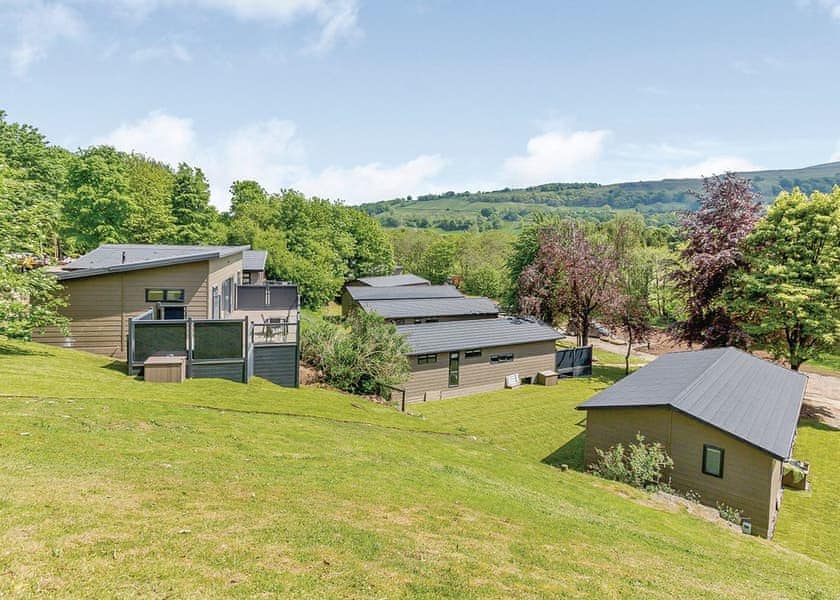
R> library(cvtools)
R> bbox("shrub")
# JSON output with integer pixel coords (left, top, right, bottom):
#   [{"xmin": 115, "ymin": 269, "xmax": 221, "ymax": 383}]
[
  {"xmin": 716, "ymin": 502, "xmax": 743, "ymax": 525},
  {"xmin": 301, "ymin": 311, "xmax": 410, "ymax": 395},
  {"xmin": 590, "ymin": 433, "xmax": 674, "ymax": 489}
]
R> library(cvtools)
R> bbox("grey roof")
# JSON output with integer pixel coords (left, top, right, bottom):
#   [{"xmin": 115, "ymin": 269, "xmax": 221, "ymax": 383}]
[
  {"xmin": 242, "ymin": 250, "xmax": 268, "ymax": 271},
  {"xmin": 577, "ymin": 348, "xmax": 808, "ymax": 459},
  {"xmin": 359, "ymin": 296, "xmax": 499, "ymax": 319},
  {"xmin": 356, "ymin": 273, "xmax": 430, "ymax": 287},
  {"xmin": 55, "ymin": 244, "xmax": 250, "ymax": 280},
  {"xmin": 346, "ymin": 284, "xmax": 463, "ymax": 301},
  {"xmin": 397, "ymin": 317, "xmax": 561, "ymax": 355}
]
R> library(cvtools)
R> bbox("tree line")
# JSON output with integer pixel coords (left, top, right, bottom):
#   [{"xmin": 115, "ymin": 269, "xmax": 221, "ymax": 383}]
[
  {"xmin": 508, "ymin": 174, "xmax": 839, "ymax": 372},
  {"xmin": 0, "ymin": 111, "xmax": 394, "ymax": 336}
]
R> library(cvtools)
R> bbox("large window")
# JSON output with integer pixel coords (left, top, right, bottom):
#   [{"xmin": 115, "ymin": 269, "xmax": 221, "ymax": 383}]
[
  {"xmin": 417, "ymin": 353, "xmax": 437, "ymax": 364},
  {"xmin": 490, "ymin": 353, "xmax": 514, "ymax": 364},
  {"xmin": 702, "ymin": 444, "xmax": 725, "ymax": 478},
  {"xmin": 222, "ymin": 278, "xmax": 233, "ymax": 314},
  {"xmin": 146, "ymin": 288, "xmax": 185, "ymax": 303}
]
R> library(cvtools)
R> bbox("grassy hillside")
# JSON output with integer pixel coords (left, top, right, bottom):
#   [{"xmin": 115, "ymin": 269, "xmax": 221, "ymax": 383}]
[
  {"xmin": 361, "ymin": 162, "xmax": 840, "ymax": 230},
  {"xmin": 1, "ymin": 340, "xmax": 838, "ymax": 597}
]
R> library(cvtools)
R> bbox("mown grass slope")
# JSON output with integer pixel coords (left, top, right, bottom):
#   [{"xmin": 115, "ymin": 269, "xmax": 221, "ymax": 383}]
[{"xmin": 1, "ymin": 340, "xmax": 838, "ymax": 598}]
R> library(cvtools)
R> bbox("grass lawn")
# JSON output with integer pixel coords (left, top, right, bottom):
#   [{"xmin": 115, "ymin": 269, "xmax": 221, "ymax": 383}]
[
  {"xmin": 1, "ymin": 340, "xmax": 838, "ymax": 597},
  {"xmin": 557, "ymin": 339, "xmax": 646, "ymax": 368},
  {"xmin": 773, "ymin": 419, "xmax": 840, "ymax": 566},
  {"xmin": 805, "ymin": 352, "xmax": 840, "ymax": 376}
]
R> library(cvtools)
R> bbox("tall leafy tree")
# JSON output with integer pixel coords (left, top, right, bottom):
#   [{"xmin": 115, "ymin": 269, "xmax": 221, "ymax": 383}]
[
  {"xmin": 0, "ymin": 111, "xmax": 68, "ymax": 257},
  {"xmin": 732, "ymin": 188, "xmax": 840, "ymax": 370},
  {"xmin": 125, "ymin": 154, "xmax": 176, "ymax": 243},
  {"xmin": 517, "ymin": 220, "xmax": 621, "ymax": 347},
  {"xmin": 670, "ymin": 173, "xmax": 762, "ymax": 348},
  {"xmin": 171, "ymin": 163, "xmax": 222, "ymax": 244},
  {"xmin": 63, "ymin": 146, "xmax": 136, "ymax": 252},
  {"xmin": 605, "ymin": 251, "xmax": 653, "ymax": 373}
]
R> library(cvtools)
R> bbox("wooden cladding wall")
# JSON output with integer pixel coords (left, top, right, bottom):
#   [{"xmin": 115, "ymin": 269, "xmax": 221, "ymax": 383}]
[
  {"xmin": 583, "ymin": 407, "xmax": 780, "ymax": 537},
  {"xmin": 33, "ymin": 261, "xmax": 210, "ymax": 358},
  {"xmin": 403, "ymin": 340, "xmax": 556, "ymax": 402}
]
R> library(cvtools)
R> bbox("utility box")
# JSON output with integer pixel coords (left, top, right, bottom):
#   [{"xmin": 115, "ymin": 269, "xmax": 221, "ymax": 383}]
[
  {"xmin": 143, "ymin": 354, "xmax": 187, "ymax": 383},
  {"xmin": 537, "ymin": 370, "xmax": 558, "ymax": 386}
]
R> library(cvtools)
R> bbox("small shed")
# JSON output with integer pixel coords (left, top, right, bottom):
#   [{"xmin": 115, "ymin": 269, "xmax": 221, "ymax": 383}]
[{"xmin": 577, "ymin": 348, "xmax": 807, "ymax": 538}]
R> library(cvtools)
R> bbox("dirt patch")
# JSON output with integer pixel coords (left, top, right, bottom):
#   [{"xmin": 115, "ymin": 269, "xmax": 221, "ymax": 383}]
[
  {"xmin": 298, "ymin": 365, "xmax": 321, "ymax": 386},
  {"xmin": 801, "ymin": 372, "xmax": 840, "ymax": 429}
]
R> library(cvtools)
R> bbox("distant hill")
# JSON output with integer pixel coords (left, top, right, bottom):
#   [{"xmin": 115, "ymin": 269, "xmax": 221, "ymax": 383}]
[{"xmin": 360, "ymin": 161, "xmax": 840, "ymax": 231}]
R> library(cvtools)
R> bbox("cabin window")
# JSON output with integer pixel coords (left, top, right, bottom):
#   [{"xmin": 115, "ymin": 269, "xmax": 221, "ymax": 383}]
[
  {"xmin": 211, "ymin": 286, "xmax": 221, "ymax": 319},
  {"xmin": 146, "ymin": 288, "xmax": 185, "ymax": 303},
  {"xmin": 417, "ymin": 353, "xmax": 437, "ymax": 364},
  {"xmin": 464, "ymin": 349, "xmax": 482, "ymax": 358},
  {"xmin": 159, "ymin": 305, "xmax": 186, "ymax": 320},
  {"xmin": 242, "ymin": 271, "xmax": 251, "ymax": 285},
  {"xmin": 222, "ymin": 278, "xmax": 233, "ymax": 314},
  {"xmin": 702, "ymin": 444, "xmax": 725, "ymax": 478},
  {"xmin": 490, "ymin": 353, "xmax": 514, "ymax": 364}
]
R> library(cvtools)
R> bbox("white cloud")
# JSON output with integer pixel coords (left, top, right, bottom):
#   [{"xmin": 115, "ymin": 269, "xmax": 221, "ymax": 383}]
[
  {"xmin": 800, "ymin": 0, "xmax": 840, "ymax": 20},
  {"xmin": 501, "ymin": 129, "xmax": 611, "ymax": 187},
  {"xmin": 130, "ymin": 41, "xmax": 191, "ymax": 63},
  {"xmin": 111, "ymin": 0, "xmax": 361, "ymax": 53},
  {"xmin": 295, "ymin": 155, "xmax": 447, "ymax": 202},
  {"xmin": 659, "ymin": 156, "xmax": 762, "ymax": 179},
  {"xmin": 830, "ymin": 141, "xmax": 840, "ymax": 161},
  {"xmin": 96, "ymin": 111, "xmax": 198, "ymax": 167},
  {"xmin": 96, "ymin": 111, "xmax": 444, "ymax": 208},
  {"xmin": 8, "ymin": 1, "xmax": 85, "ymax": 76}
]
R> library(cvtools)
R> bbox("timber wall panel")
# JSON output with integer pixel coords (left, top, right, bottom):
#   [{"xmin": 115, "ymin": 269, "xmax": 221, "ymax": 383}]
[
  {"xmin": 33, "ymin": 261, "xmax": 209, "ymax": 358},
  {"xmin": 403, "ymin": 340, "xmax": 555, "ymax": 402},
  {"xmin": 583, "ymin": 407, "xmax": 779, "ymax": 537}
]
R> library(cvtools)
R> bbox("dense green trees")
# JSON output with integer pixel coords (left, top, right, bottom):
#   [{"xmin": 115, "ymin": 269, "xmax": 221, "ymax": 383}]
[
  {"xmin": 0, "ymin": 112, "xmax": 397, "ymax": 325},
  {"xmin": 732, "ymin": 188, "xmax": 840, "ymax": 370},
  {"xmin": 389, "ymin": 229, "xmax": 513, "ymax": 297},
  {"xmin": 171, "ymin": 164, "xmax": 223, "ymax": 245},
  {"xmin": 225, "ymin": 184, "xmax": 393, "ymax": 308}
]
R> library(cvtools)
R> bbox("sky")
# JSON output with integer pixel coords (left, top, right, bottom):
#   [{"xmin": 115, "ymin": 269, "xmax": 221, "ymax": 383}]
[{"xmin": 3, "ymin": 0, "xmax": 840, "ymax": 208}]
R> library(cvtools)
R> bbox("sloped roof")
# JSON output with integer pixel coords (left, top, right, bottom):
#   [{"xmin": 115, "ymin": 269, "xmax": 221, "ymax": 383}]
[
  {"xmin": 359, "ymin": 296, "xmax": 499, "ymax": 319},
  {"xmin": 242, "ymin": 250, "xmax": 268, "ymax": 271},
  {"xmin": 356, "ymin": 273, "xmax": 430, "ymax": 287},
  {"xmin": 397, "ymin": 317, "xmax": 561, "ymax": 355},
  {"xmin": 577, "ymin": 348, "xmax": 808, "ymax": 459},
  {"xmin": 346, "ymin": 284, "xmax": 463, "ymax": 301},
  {"xmin": 55, "ymin": 244, "xmax": 250, "ymax": 280}
]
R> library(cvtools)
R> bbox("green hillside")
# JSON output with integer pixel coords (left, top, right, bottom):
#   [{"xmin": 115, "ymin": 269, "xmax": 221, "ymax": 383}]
[
  {"xmin": 1, "ymin": 340, "xmax": 838, "ymax": 597},
  {"xmin": 361, "ymin": 162, "xmax": 840, "ymax": 230}
]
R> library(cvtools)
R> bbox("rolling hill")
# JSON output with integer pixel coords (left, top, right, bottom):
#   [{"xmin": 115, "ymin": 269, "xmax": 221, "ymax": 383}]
[
  {"xmin": 0, "ymin": 339, "xmax": 838, "ymax": 597},
  {"xmin": 360, "ymin": 161, "xmax": 840, "ymax": 230}
]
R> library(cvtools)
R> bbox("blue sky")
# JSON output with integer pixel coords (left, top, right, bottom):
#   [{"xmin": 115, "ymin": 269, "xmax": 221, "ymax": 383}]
[{"xmin": 3, "ymin": 0, "xmax": 840, "ymax": 207}]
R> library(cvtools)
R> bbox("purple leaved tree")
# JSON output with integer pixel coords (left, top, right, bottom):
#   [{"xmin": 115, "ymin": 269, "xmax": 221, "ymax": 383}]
[
  {"xmin": 517, "ymin": 221, "xmax": 621, "ymax": 347},
  {"xmin": 670, "ymin": 173, "xmax": 763, "ymax": 348}
]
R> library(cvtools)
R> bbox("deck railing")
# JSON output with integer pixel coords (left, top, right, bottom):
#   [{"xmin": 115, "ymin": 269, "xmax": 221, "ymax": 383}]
[{"xmin": 555, "ymin": 345, "xmax": 593, "ymax": 377}]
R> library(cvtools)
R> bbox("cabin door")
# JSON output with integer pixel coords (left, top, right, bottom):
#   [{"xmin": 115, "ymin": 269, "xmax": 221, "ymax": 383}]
[{"xmin": 448, "ymin": 352, "xmax": 460, "ymax": 387}]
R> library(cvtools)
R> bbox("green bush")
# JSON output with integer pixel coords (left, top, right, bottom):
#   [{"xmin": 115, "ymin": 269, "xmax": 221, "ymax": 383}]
[
  {"xmin": 589, "ymin": 433, "xmax": 674, "ymax": 489},
  {"xmin": 301, "ymin": 311, "xmax": 410, "ymax": 395},
  {"xmin": 716, "ymin": 502, "xmax": 743, "ymax": 525}
]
